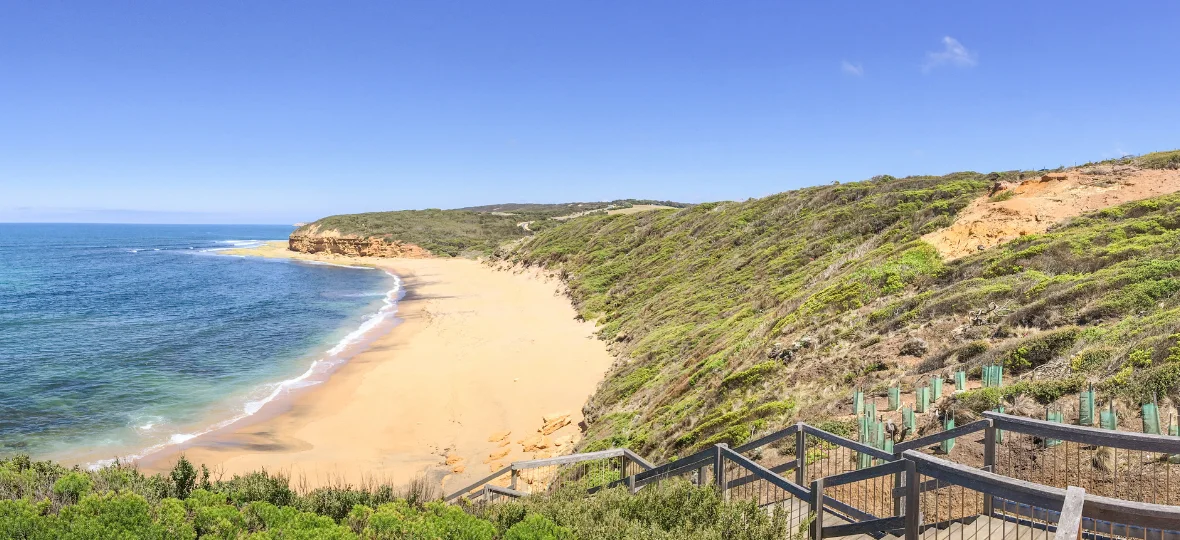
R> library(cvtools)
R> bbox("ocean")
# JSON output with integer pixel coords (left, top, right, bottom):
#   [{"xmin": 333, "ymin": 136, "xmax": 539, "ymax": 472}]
[{"xmin": 0, "ymin": 223, "xmax": 401, "ymax": 465}]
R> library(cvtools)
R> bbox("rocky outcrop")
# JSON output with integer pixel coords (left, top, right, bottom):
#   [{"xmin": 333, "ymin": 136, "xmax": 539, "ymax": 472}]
[{"xmin": 289, "ymin": 226, "xmax": 432, "ymax": 258}]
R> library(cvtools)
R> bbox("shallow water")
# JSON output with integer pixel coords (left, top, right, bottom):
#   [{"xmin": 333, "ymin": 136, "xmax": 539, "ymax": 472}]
[{"xmin": 0, "ymin": 224, "xmax": 399, "ymax": 463}]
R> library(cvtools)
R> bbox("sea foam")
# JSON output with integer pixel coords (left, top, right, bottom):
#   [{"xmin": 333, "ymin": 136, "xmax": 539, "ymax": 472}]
[{"xmin": 88, "ymin": 269, "xmax": 405, "ymax": 470}]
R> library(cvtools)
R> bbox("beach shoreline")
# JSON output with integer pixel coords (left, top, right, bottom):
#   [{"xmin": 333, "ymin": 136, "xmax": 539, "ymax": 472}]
[{"xmin": 137, "ymin": 242, "xmax": 614, "ymax": 492}]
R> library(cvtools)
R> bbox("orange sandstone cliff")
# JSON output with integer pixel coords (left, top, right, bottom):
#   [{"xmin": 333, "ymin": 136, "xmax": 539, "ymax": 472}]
[{"xmin": 288, "ymin": 225, "xmax": 432, "ymax": 258}]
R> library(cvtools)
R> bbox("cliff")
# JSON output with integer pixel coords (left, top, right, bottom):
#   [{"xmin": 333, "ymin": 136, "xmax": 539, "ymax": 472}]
[{"xmin": 288, "ymin": 228, "xmax": 432, "ymax": 258}]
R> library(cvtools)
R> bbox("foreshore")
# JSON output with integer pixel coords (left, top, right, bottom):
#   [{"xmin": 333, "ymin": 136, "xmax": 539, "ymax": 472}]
[{"xmin": 138, "ymin": 242, "xmax": 614, "ymax": 492}]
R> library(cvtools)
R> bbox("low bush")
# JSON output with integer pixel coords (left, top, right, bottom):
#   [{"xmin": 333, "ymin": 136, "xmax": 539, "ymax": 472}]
[{"xmin": 478, "ymin": 480, "xmax": 804, "ymax": 540}]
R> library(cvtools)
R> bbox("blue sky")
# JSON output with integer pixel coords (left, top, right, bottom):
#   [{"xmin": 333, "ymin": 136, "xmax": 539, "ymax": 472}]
[{"xmin": 2, "ymin": 1, "xmax": 1178, "ymax": 224}]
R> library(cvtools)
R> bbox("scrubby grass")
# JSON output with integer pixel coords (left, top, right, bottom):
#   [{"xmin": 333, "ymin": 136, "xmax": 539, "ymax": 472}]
[
  {"xmin": 298, "ymin": 200, "xmax": 688, "ymax": 257},
  {"xmin": 1136, "ymin": 150, "xmax": 1180, "ymax": 170},
  {"xmin": 505, "ymin": 163, "xmax": 1180, "ymax": 459},
  {"xmin": 0, "ymin": 455, "xmax": 798, "ymax": 539},
  {"xmin": 476, "ymin": 479, "xmax": 805, "ymax": 540},
  {"xmin": 296, "ymin": 209, "xmax": 529, "ymax": 257}
]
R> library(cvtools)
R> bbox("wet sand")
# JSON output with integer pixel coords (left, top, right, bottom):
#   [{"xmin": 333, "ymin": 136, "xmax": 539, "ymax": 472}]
[{"xmin": 140, "ymin": 242, "xmax": 613, "ymax": 492}]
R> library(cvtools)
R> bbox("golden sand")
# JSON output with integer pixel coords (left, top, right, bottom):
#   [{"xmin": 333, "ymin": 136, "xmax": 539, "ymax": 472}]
[{"xmin": 139, "ymin": 242, "xmax": 613, "ymax": 492}]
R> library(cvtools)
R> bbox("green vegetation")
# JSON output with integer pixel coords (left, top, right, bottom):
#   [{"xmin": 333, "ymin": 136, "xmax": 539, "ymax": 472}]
[
  {"xmin": 458, "ymin": 200, "xmax": 689, "ymax": 220},
  {"xmin": 1136, "ymin": 150, "xmax": 1180, "ymax": 170},
  {"xmin": 295, "ymin": 209, "xmax": 529, "ymax": 257},
  {"xmin": 0, "ymin": 455, "xmax": 797, "ymax": 539},
  {"xmin": 954, "ymin": 376, "xmax": 1087, "ymax": 413},
  {"xmin": 476, "ymin": 479, "xmax": 803, "ymax": 540},
  {"xmin": 297, "ymin": 200, "xmax": 688, "ymax": 257},
  {"xmin": 504, "ymin": 164, "xmax": 1180, "ymax": 458}
]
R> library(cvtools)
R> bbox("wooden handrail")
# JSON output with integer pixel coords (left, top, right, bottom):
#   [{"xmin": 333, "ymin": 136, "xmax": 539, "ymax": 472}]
[
  {"xmin": 893, "ymin": 419, "xmax": 991, "ymax": 453},
  {"xmin": 902, "ymin": 450, "xmax": 1068, "ymax": 511},
  {"xmin": 445, "ymin": 465, "xmax": 512, "ymax": 502},
  {"xmin": 984, "ymin": 411, "xmax": 1180, "ymax": 454},
  {"xmin": 720, "ymin": 446, "xmax": 811, "ymax": 499},
  {"xmin": 821, "ymin": 459, "xmax": 906, "ymax": 488},
  {"xmin": 802, "ymin": 423, "xmax": 894, "ymax": 461},
  {"xmin": 1082, "ymin": 490, "xmax": 1180, "ymax": 530},
  {"xmin": 509, "ymin": 448, "xmax": 628, "ymax": 470},
  {"xmin": 734, "ymin": 422, "xmax": 800, "ymax": 454}
]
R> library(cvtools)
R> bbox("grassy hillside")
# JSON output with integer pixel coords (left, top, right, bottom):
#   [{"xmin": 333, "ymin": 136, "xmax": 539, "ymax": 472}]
[
  {"xmin": 458, "ymin": 199, "xmax": 689, "ymax": 220},
  {"xmin": 295, "ymin": 210, "xmax": 527, "ymax": 257},
  {"xmin": 295, "ymin": 200, "xmax": 688, "ymax": 257},
  {"xmin": 502, "ymin": 157, "xmax": 1180, "ymax": 460}
]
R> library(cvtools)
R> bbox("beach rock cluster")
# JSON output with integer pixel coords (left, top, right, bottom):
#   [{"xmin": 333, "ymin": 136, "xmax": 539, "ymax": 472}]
[{"xmin": 289, "ymin": 228, "xmax": 432, "ymax": 258}]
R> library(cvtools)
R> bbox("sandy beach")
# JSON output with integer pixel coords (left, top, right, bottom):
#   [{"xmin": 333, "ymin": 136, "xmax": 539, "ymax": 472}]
[{"xmin": 140, "ymin": 242, "xmax": 613, "ymax": 492}]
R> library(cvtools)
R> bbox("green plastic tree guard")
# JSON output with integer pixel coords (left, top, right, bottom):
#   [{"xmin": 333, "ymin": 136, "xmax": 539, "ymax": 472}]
[
  {"xmin": 1045, "ymin": 410, "xmax": 1064, "ymax": 447},
  {"xmin": 954, "ymin": 371, "xmax": 967, "ymax": 393},
  {"xmin": 1170, "ymin": 424, "xmax": 1180, "ymax": 464},
  {"xmin": 916, "ymin": 387, "xmax": 929, "ymax": 413},
  {"xmin": 902, "ymin": 406, "xmax": 916, "ymax": 432},
  {"xmin": 857, "ymin": 414, "xmax": 873, "ymax": 469},
  {"xmin": 888, "ymin": 387, "xmax": 900, "ymax": 411},
  {"xmin": 866, "ymin": 401, "xmax": 876, "ymax": 421},
  {"xmin": 1142, "ymin": 402, "xmax": 1161, "ymax": 435},
  {"xmin": 874, "ymin": 419, "xmax": 887, "ymax": 465},
  {"xmin": 983, "ymin": 365, "xmax": 996, "ymax": 388},
  {"xmin": 1100, "ymin": 403, "xmax": 1118, "ymax": 431},
  {"xmin": 854, "ymin": 389, "xmax": 864, "ymax": 416},
  {"xmin": 940, "ymin": 413, "xmax": 955, "ymax": 454},
  {"xmin": 931, "ymin": 377, "xmax": 943, "ymax": 401},
  {"xmin": 995, "ymin": 406, "xmax": 1004, "ymax": 444},
  {"xmin": 1079, "ymin": 387, "xmax": 1096, "ymax": 427}
]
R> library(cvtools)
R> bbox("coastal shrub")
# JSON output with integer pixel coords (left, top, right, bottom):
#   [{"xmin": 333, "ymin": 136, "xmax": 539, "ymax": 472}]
[
  {"xmin": 503, "ymin": 513, "xmax": 572, "ymax": 540},
  {"xmin": 52, "ymin": 472, "xmax": 92, "ymax": 504},
  {"xmin": 954, "ymin": 376, "xmax": 1085, "ymax": 413},
  {"xmin": 996, "ymin": 327, "xmax": 1081, "ymax": 373},
  {"xmin": 169, "ymin": 455, "xmax": 200, "ymax": 499},
  {"xmin": 1070, "ymin": 347, "xmax": 1112, "ymax": 373},
  {"xmin": 217, "ymin": 469, "xmax": 297, "ymax": 507},
  {"xmin": 478, "ymin": 480, "xmax": 795, "ymax": 540}
]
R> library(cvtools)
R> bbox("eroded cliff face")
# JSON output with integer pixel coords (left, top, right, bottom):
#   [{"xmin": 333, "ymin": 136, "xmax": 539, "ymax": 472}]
[{"xmin": 289, "ymin": 227, "xmax": 432, "ymax": 258}]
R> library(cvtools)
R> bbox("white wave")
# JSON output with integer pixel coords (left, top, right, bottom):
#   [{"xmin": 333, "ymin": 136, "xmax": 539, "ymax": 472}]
[
  {"xmin": 87, "ymin": 270, "xmax": 405, "ymax": 470},
  {"xmin": 299, "ymin": 260, "xmax": 374, "ymax": 270}
]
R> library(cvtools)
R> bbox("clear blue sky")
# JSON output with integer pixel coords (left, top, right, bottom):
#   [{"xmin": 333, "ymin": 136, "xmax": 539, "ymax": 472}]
[{"xmin": 2, "ymin": 1, "xmax": 1178, "ymax": 224}]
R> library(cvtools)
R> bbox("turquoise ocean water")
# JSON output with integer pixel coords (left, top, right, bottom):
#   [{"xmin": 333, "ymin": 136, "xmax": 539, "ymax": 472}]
[{"xmin": 0, "ymin": 224, "xmax": 401, "ymax": 465}]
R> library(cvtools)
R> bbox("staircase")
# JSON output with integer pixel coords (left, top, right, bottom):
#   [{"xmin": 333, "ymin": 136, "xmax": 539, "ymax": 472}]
[{"xmin": 447, "ymin": 412, "xmax": 1180, "ymax": 540}]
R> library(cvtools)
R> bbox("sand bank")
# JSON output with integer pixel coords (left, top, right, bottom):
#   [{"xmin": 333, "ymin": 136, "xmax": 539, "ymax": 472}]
[{"xmin": 140, "ymin": 242, "xmax": 613, "ymax": 492}]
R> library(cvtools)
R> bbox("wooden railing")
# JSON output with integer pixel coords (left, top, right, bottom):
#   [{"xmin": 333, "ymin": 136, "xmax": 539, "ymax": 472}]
[
  {"xmin": 445, "ymin": 416, "xmax": 1180, "ymax": 540},
  {"xmin": 444, "ymin": 447, "xmax": 653, "ymax": 502}
]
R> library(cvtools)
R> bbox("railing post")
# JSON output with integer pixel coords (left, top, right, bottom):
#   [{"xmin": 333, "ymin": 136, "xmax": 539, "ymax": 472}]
[
  {"xmin": 893, "ymin": 451, "xmax": 904, "ymax": 516},
  {"xmin": 810, "ymin": 477, "xmax": 825, "ymax": 540},
  {"xmin": 983, "ymin": 422, "xmax": 996, "ymax": 515},
  {"xmin": 1055, "ymin": 486, "xmax": 1085, "ymax": 540},
  {"xmin": 795, "ymin": 422, "xmax": 806, "ymax": 486},
  {"xmin": 509, "ymin": 469, "xmax": 518, "ymax": 490},
  {"xmin": 905, "ymin": 459, "xmax": 919, "ymax": 540},
  {"xmin": 714, "ymin": 444, "xmax": 727, "ymax": 499}
]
